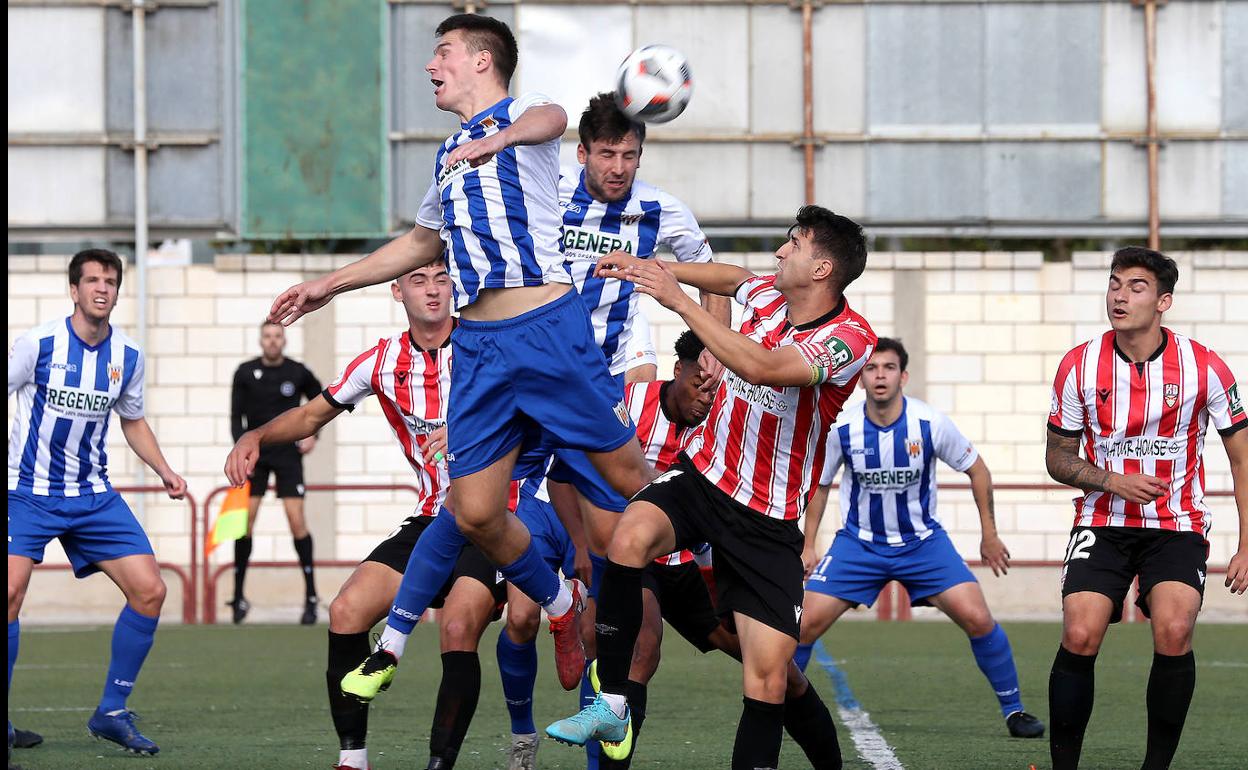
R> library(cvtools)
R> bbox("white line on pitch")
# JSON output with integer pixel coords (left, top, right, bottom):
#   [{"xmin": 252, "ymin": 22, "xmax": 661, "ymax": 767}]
[{"xmin": 813, "ymin": 640, "xmax": 906, "ymax": 770}]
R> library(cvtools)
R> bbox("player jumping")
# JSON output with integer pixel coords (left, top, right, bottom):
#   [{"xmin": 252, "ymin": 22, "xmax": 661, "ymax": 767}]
[
  {"xmin": 8, "ymin": 249, "xmax": 187, "ymax": 757},
  {"xmin": 795, "ymin": 337, "xmax": 1044, "ymax": 740},
  {"xmin": 1045, "ymin": 247, "xmax": 1248, "ymax": 769}
]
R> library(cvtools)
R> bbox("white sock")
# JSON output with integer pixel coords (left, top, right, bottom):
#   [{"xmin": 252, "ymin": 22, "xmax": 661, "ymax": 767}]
[
  {"xmin": 544, "ymin": 581, "xmax": 573, "ymax": 618},
  {"xmin": 377, "ymin": 625, "xmax": 408, "ymax": 659},
  {"xmin": 337, "ymin": 748, "xmax": 368, "ymax": 768},
  {"xmin": 601, "ymin": 692, "xmax": 628, "ymax": 720}
]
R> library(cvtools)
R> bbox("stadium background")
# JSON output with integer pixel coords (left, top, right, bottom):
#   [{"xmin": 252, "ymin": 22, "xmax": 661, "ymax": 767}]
[{"xmin": 7, "ymin": 3, "xmax": 1247, "ymax": 624}]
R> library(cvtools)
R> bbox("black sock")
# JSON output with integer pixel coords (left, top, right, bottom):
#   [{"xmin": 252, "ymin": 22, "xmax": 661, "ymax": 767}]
[
  {"xmin": 327, "ymin": 631, "xmax": 371, "ymax": 750},
  {"xmin": 1142, "ymin": 651, "xmax": 1195, "ymax": 770},
  {"xmin": 293, "ymin": 534, "xmax": 317, "ymax": 599},
  {"xmin": 1049, "ymin": 645, "xmax": 1097, "ymax": 770},
  {"xmin": 233, "ymin": 536, "xmax": 253, "ymax": 601},
  {"xmin": 784, "ymin": 681, "xmax": 842, "ymax": 770},
  {"xmin": 429, "ymin": 651, "xmax": 481, "ymax": 767},
  {"xmin": 732, "ymin": 697, "xmax": 784, "ymax": 770},
  {"xmin": 595, "ymin": 560, "xmax": 644, "ymax": 696},
  {"xmin": 599, "ymin": 680, "xmax": 648, "ymax": 769}
]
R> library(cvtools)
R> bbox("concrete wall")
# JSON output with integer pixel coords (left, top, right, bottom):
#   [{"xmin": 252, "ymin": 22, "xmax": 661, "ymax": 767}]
[{"xmin": 8, "ymin": 251, "xmax": 1246, "ymax": 622}]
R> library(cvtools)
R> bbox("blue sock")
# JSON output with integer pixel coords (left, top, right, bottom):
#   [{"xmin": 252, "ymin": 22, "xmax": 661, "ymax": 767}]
[
  {"xmin": 588, "ymin": 551, "xmax": 607, "ymax": 601},
  {"xmin": 969, "ymin": 623, "xmax": 1024, "ymax": 717},
  {"xmin": 496, "ymin": 629, "xmax": 539, "ymax": 735},
  {"xmin": 499, "ymin": 540, "xmax": 561, "ymax": 608},
  {"xmin": 99, "ymin": 605, "xmax": 159, "ymax": 712},
  {"xmin": 793, "ymin": 642, "xmax": 814, "ymax": 673},
  {"xmin": 8, "ymin": 620, "xmax": 18, "ymax": 695},
  {"xmin": 387, "ymin": 507, "xmax": 467, "ymax": 634},
  {"xmin": 581, "ymin": 661, "xmax": 600, "ymax": 768}
]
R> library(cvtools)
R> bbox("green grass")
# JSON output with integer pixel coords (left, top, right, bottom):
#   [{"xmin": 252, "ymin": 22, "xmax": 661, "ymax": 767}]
[{"xmin": 9, "ymin": 622, "xmax": 1246, "ymax": 769}]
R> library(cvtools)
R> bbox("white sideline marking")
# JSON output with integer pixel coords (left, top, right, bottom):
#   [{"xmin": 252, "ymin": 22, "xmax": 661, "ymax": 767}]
[
  {"xmin": 11, "ymin": 707, "xmax": 94, "ymax": 712},
  {"xmin": 813, "ymin": 640, "xmax": 906, "ymax": 770}
]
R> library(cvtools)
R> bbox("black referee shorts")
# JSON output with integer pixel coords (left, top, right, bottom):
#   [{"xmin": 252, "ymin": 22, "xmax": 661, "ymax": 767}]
[
  {"xmin": 631, "ymin": 455, "xmax": 805, "ymax": 639},
  {"xmin": 249, "ymin": 445, "xmax": 305, "ymax": 498},
  {"xmin": 643, "ymin": 560, "xmax": 720, "ymax": 653},
  {"xmin": 364, "ymin": 514, "xmax": 507, "ymax": 613}
]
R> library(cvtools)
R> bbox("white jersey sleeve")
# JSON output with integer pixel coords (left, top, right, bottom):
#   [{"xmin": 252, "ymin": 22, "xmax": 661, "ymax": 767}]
[
  {"xmin": 8, "ymin": 333, "xmax": 37, "ymax": 397},
  {"xmin": 624, "ymin": 312, "xmax": 658, "ymax": 372},
  {"xmin": 114, "ymin": 350, "xmax": 145, "ymax": 420},
  {"xmin": 657, "ymin": 192, "xmax": 712, "ymax": 264},
  {"xmin": 1207, "ymin": 350, "xmax": 1247, "ymax": 433},
  {"xmin": 819, "ymin": 427, "xmax": 845, "ymax": 486},
  {"xmin": 415, "ymin": 181, "xmax": 442, "ymax": 231},
  {"xmin": 932, "ymin": 411, "xmax": 979, "ymax": 472},
  {"xmin": 508, "ymin": 92, "xmax": 555, "ymax": 118},
  {"xmin": 325, "ymin": 345, "xmax": 381, "ymax": 410}
]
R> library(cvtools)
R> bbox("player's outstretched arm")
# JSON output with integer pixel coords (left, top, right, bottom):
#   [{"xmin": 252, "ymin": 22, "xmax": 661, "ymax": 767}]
[
  {"xmin": 443, "ymin": 103, "xmax": 567, "ymax": 169},
  {"xmin": 224, "ymin": 395, "xmax": 343, "ymax": 487},
  {"xmin": 268, "ymin": 225, "xmax": 443, "ymax": 326},
  {"xmin": 965, "ymin": 457, "xmax": 1009, "ymax": 576},
  {"xmin": 119, "ymin": 417, "xmax": 187, "ymax": 499},
  {"xmin": 1044, "ymin": 430, "xmax": 1165, "ymax": 505},
  {"xmin": 1221, "ymin": 428, "xmax": 1248, "ymax": 594},
  {"xmin": 596, "ymin": 252, "xmax": 754, "ymax": 298}
]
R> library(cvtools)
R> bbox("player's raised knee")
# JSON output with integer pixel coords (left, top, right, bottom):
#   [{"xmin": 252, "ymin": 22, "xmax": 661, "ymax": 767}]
[
  {"xmin": 329, "ymin": 592, "xmax": 371, "ymax": 633},
  {"xmin": 8, "ymin": 581, "xmax": 27, "ymax": 618},
  {"xmin": 129, "ymin": 574, "xmax": 167, "ymax": 616},
  {"xmin": 506, "ymin": 611, "xmax": 540, "ymax": 643}
]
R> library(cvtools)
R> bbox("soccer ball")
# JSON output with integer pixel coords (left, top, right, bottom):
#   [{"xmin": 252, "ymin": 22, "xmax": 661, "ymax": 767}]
[{"xmin": 614, "ymin": 45, "xmax": 693, "ymax": 124}]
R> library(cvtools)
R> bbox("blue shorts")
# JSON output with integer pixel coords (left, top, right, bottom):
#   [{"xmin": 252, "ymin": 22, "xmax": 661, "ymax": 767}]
[
  {"xmin": 805, "ymin": 527, "xmax": 976, "ymax": 607},
  {"xmin": 546, "ymin": 372, "xmax": 630, "ymax": 513},
  {"xmin": 447, "ymin": 290, "xmax": 636, "ymax": 480},
  {"xmin": 515, "ymin": 492, "xmax": 575, "ymax": 577},
  {"xmin": 7, "ymin": 489, "xmax": 154, "ymax": 578}
]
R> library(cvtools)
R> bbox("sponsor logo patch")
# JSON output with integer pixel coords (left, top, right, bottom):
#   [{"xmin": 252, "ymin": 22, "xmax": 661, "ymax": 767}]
[
  {"xmin": 1096, "ymin": 435, "xmax": 1186, "ymax": 461},
  {"xmin": 1230, "ymin": 383, "xmax": 1244, "ymax": 418}
]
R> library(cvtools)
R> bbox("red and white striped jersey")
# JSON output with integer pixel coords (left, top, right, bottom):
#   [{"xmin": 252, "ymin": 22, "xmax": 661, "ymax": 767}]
[
  {"xmin": 624, "ymin": 380, "xmax": 700, "ymax": 565},
  {"xmin": 325, "ymin": 328, "xmax": 453, "ymax": 517},
  {"xmin": 1048, "ymin": 328, "xmax": 1246, "ymax": 536},
  {"xmin": 686, "ymin": 276, "xmax": 877, "ymax": 521}
]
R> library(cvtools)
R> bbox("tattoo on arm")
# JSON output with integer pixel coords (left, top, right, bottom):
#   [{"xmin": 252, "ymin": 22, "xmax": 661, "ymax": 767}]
[{"xmin": 1046, "ymin": 431, "xmax": 1114, "ymax": 494}]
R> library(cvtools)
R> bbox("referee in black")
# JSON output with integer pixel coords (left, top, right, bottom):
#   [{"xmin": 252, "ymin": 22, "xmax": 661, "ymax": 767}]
[{"xmin": 229, "ymin": 321, "xmax": 324, "ymax": 624}]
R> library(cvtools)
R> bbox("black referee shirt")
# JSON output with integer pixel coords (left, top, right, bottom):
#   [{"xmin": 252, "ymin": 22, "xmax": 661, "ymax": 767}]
[{"xmin": 230, "ymin": 357, "xmax": 323, "ymax": 447}]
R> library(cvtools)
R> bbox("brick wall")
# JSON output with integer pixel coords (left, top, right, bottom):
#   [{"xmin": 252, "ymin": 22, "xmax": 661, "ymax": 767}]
[{"xmin": 8, "ymin": 251, "xmax": 1246, "ymax": 621}]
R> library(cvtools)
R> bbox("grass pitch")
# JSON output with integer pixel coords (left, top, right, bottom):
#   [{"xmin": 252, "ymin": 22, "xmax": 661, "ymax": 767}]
[{"xmin": 9, "ymin": 621, "xmax": 1245, "ymax": 769}]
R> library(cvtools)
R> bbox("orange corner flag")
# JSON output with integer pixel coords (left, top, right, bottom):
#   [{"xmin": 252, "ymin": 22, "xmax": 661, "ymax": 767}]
[{"xmin": 206, "ymin": 482, "xmax": 251, "ymax": 557}]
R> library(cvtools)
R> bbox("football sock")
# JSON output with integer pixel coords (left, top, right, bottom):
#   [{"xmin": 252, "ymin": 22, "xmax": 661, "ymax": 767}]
[
  {"xmin": 429, "ymin": 651, "xmax": 481, "ymax": 766},
  {"xmin": 1142, "ymin": 651, "xmax": 1195, "ymax": 770},
  {"xmin": 496, "ymin": 628, "xmax": 538, "ymax": 735},
  {"xmin": 793, "ymin": 642, "xmax": 814, "ymax": 672},
  {"xmin": 588, "ymin": 551, "xmax": 608, "ymax": 601},
  {"xmin": 598, "ymin": 680, "xmax": 648, "ymax": 769},
  {"xmin": 732, "ymin": 697, "xmax": 784, "ymax": 770},
  {"xmin": 499, "ymin": 540, "xmax": 564, "ymax": 612},
  {"xmin": 582, "ymin": 662, "xmax": 601, "ymax": 768},
  {"xmin": 783, "ymin": 680, "xmax": 842, "ymax": 770},
  {"xmin": 336, "ymin": 748, "xmax": 368, "ymax": 769},
  {"xmin": 233, "ymin": 536, "xmax": 253, "ymax": 601},
  {"xmin": 594, "ymin": 560, "xmax": 644, "ymax": 699},
  {"xmin": 98, "ymin": 605, "xmax": 159, "ymax": 712},
  {"xmin": 327, "ymin": 630, "xmax": 371, "ymax": 750},
  {"xmin": 7, "ymin": 620, "xmax": 18, "ymax": 694},
  {"xmin": 377, "ymin": 624, "xmax": 409, "ymax": 660},
  {"xmin": 386, "ymin": 508, "xmax": 466, "ymax": 637},
  {"xmin": 1049, "ymin": 645, "xmax": 1097, "ymax": 770},
  {"xmin": 293, "ymin": 534, "xmax": 316, "ymax": 599},
  {"xmin": 969, "ymin": 623, "xmax": 1025, "ymax": 717}
]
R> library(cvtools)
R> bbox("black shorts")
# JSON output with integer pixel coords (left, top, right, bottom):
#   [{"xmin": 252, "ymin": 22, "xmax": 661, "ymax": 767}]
[
  {"xmin": 644, "ymin": 560, "xmax": 720, "ymax": 654},
  {"xmin": 1061, "ymin": 526, "xmax": 1208, "ymax": 623},
  {"xmin": 249, "ymin": 445, "xmax": 305, "ymax": 498},
  {"xmin": 632, "ymin": 455, "xmax": 805, "ymax": 639},
  {"xmin": 364, "ymin": 515, "xmax": 507, "ymax": 613}
]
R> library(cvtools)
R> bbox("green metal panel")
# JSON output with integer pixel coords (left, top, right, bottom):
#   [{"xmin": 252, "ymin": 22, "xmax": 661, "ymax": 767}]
[{"xmin": 241, "ymin": 0, "xmax": 386, "ymax": 238}]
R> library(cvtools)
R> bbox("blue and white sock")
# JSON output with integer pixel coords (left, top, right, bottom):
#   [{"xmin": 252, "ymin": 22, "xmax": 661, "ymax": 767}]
[
  {"xmin": 382, "ymin": 508, "xmax": 468, "ymax": 656},
  {"xmin": 99, "ymin": 605, "xmax": 159, "ymax": 713},
  {"xmin": 969, "ymin": 623, "xmax": 1025, "ymax": 717},
  {"xmin": 496, "ymin": 629, "xmax": 538, "ymax": 735}
]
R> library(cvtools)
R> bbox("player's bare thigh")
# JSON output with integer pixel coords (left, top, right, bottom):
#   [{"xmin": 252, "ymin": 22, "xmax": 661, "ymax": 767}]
[
  {"xmin": 438, "ymin": 576, "xmax": 497, "ymax": 653},
  {"xmin": 446, "ymin": 445, "xmax": 529, "ymax": 564},
  {"xmin": 926, "ymin": 581, "xmax": 996, "ymax": 638},
  {"xmin": 735, "ymin": 612, "xmax": 796, "ymax": 703},
  {"xmin": 95, "ymin": 554, "xmax": 167, "ymax": 617},
  {"xmin": 281, "ymin": 496, "xmax": 309, "ymax": 539},
  {"xmin": 8, "ymin": 555, "xmax": 35, "ymax": 621},
  {"xmin": 1144, "ymin": 581, "xmax": 1201, "ymax": 655},
  {"xmin": 584, "ymin": 439, "xmax": 656, "ymax": 501},
  {"xmin": 798, "ymin": 592, "xmax": 855, "ymax": 645},
  {"xmin": 1061, "ymin": 591, "xmax": 1115, "ymax": 655},
  {"xmin": 580, "ymin": 496, "xmax": 619, "ymax": 556},
  {"xmin": 605, "ymin": 501, "xmax": 678, "ymax": 569},
  {"xmin": 329, "ymin": 561, "xmax": 402, "ymax": 634}
]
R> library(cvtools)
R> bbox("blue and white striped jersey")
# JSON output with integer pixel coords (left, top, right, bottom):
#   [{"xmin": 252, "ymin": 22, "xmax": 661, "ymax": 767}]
[
  {"xmin": 415, "ymin": 93, "xmax": 571, "ymax": 310},
  {"xmin": 8, "ymin": 317, "xmax": 145, "ymax": 497},
  {"xmin": 820, "ymin": 397, "xmax": 978, "ymax": 547},
  {"xmin": 558, "ymin": 169, "xmax": 711, "ymax": 375}
]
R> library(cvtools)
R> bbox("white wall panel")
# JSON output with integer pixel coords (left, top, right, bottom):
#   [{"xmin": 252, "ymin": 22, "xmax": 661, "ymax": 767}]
[
  {"xmin": 813, "ymin": 5, "xmax": 866, "ymax": 135},
  {"xmin": 1224, "ymin": 142, "xmax": 1248, "ymax": 219},
  {"xmin": 7, "ymin": 8, "xmax": 105, "ymax": 133},
  {"xmin": 8, "ymin": 147, "xmax": 107, "ymax": 225},
  {"xmin": 815, "ymin": 143, "xmax": 866, "ymax": 220},
  {"xmin": 750, "ymin": 7, "xmax": 802, "ymax": 135},
  {"xmin": 748, "ymin": 144, "xmax": 804, "ymax": 219},
  {"xmin": 1104, "ymin": 141, "xmax": 1224, "ymax": 220},
  {"xmin": 518, "ymin": 4, "xmax": 633, "ymax": 121},
  {"xmin": 635, "ymin": 143, "xmax": 748, "ymax": 220}
]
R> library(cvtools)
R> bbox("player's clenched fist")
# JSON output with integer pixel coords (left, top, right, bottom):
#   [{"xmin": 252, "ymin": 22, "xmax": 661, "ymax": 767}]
[
  {"xmin": 1108, "ymin": 473, "xmax": 1167, "ymax": 505},
  {"xmin": 225, "ymin": 432, "xmax": 262, "ymax": 488}
]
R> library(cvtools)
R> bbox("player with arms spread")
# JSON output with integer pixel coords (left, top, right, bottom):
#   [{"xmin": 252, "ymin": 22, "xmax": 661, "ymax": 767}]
[
  {"xmin": 266, "ymin": 14, "xmax": 654, "ymax": 699},
  {"xmin": 1045, "ymin": 247, "xmax": 1248, "ymax": 770},
  {"xmin": 548, "ymin": 206, "xmax": 876, "ymax": 770},
  {"xmin": 8, "ymin": 249, "xmax": 187, "ymax": 758}
]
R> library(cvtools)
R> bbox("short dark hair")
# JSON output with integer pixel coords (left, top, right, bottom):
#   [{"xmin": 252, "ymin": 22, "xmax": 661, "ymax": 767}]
[
  {"xmin": 791, "ymin": 205, "xmax": 867, "ymax": 293},
  {"xmin": 435, "ymin": 14, "xmax": 518, "ymax": 88},
  {"xmin": 1110, "ymin": 246, "xmax": 1178, "ymax": 296},
  {"xmin": 579, "ymin": 92, "xmax": 645, "ymax": 150},
  {"xmin": 68, "ymin": 249, "xmax": 124, "ymax": 289},
  {"xmin": 673, "ymin": 330, "xmax": 705, "ymax": 364},
  {"xmin": 872, "ymin": 337, "xmax": 909, "ymax": 372}
]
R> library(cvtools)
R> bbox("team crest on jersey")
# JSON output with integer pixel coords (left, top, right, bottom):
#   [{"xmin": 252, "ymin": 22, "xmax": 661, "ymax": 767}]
[
  {"xmin": 108, "ymin": 364, "xmax": 122, "ymax": 384},
  {"xmin": 1163, "ymin": 383, "xmax": 1179, "ymax": 409},
  {"xmin": 906, "ymin": 439, "xmax": 922, "ymax": 459},
  {"xmin": 613, "ymin": 399, "xmax": 630, "ymax": 427},
  {"xmin": 479, "ymin": 117, "xmax": 498, "ymax": 130}
]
